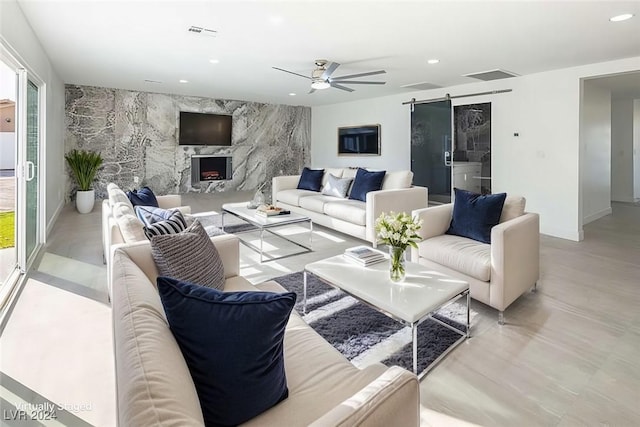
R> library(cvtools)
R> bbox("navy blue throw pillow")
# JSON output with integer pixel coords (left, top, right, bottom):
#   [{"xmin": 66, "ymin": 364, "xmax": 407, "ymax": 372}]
[
  {"xmin": 157, "ymin": 277, "xmax": 296, "ymax": 427},
  {"xmin": 297, "ymin": 167, "xmax": 324, "ymax": 192},
  {"xmin": 126, "ymin": 186, "xmax": 159, "ymax": 207},
  {"xmin": 446, "ymin": 188, "xmax": 507, "ymax": 244},
  {"xmin": 349, "ymin": 168, "xmax": 386, "ymax": 202}
]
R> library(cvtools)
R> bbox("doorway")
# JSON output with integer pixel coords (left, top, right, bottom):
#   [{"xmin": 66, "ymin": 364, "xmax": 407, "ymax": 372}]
[
  {"xmin": 411, "ymin": 100, "xmax": 493, "ymax": 204},
  {"xmin": 410, "ymin": 100, "xmax": 453, "ymax": 203}
]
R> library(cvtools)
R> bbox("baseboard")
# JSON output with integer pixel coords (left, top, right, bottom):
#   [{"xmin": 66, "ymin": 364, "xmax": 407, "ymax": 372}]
[
  {"xmin": 611, "ymin": 196, "xmax": 635, "ymax": 203},
  {"xmin": 583, "ymin": 207, "xmax": 612, "ymax": 225},
  {"xmin": 540, "ymin": 226, "xmax": 582, "ymax": 242},
  {"xmin": 45, "ymin": 200, "xmax": 65, "ymax": 239}
]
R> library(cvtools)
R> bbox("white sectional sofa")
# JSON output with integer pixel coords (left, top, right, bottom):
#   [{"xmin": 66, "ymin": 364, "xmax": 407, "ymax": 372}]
[
  {"xmin": 101, "ymin": 183, "xmax": 190, "ymax": 295},
  {"xmin": 102, "ymin": 185, "xmax": 190, "ymax": 256},
  {"xmin": 111, "ymin": 234, "xmax": 422, "ymax": 426},
  {"xmin": 272, "ymin": 168, "xmax": 428, "ymax": 245}
]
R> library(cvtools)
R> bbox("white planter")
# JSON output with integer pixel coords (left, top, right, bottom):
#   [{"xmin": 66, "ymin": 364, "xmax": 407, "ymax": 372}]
[{"xmin": 75, "ymin": 189, "xmax": 95, "ymax": 214}]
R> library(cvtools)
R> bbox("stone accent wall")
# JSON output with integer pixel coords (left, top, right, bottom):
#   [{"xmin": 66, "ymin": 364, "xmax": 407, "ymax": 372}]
[{"xmin": 65, "ymin": 85, "xmax": 310, "ymax": 199}]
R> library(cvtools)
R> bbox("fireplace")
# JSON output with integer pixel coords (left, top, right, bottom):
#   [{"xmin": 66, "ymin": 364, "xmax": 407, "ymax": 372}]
[{"xmin": 191, "ymin": 155, "xmax": 232, "ymax": 185}]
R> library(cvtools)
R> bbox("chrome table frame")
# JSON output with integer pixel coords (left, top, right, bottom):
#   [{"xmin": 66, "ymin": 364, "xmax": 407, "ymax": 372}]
[
  {"xmin": 221, "ymin": 203, "xmax": 313, "ymax": 263},
  {"xmin": 303, "ymin": 268, "xmax": 470, "ymax": 379}
]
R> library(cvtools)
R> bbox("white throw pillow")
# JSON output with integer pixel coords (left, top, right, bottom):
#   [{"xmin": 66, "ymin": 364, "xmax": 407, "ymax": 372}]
[
  {"xmin": 321, "ymin": 174, "xmax": 353, "ymax": 198},
  {"xmin": 112, "ymin": 202, "xmax": 146, "ymax": 242},
  {"xmin": 108, "ymin": 184, "xmax": 133, "ymax": 210}
]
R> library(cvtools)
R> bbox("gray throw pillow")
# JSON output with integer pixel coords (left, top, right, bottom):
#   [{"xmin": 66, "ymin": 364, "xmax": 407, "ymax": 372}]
[
  {"xmin": 321, "ymin": 173, "xmax": 353, "ymax": 198},
  {"xmin": 150, "ymin": 220, "xmax": 225, "ymax": 290}
]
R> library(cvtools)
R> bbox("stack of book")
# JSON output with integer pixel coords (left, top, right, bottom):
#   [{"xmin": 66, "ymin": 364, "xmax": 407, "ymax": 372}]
[
  {"xmin": 343, "ymin": 246, "xmax": 385, "ymax": 266},
  {"xmin": 255, "ymin": 208, "xmax": 291, "ymax": 217}
]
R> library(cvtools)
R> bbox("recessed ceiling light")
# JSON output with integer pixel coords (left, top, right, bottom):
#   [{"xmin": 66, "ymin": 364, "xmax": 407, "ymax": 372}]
[
  {"xmin": 209, "ymin": 59, "xmax": 220, "ymax": 64},
  {"xmin": 179, "ymin": 79, "xmax": 188, "ymax": 83},
  {"xmin": 427, "ymin": 59, "xmax": 440, "ymax": 64},
  {"xmin": 610, "ymin": 13, "xmax": 634, "ymax": 22},
  {"xmin": 269, "ymin": 15, "xmax": 284, "ymax": 25},
  {"xmin": 289, "ymin": 93, "xmax": 296, "ymax": 96}
]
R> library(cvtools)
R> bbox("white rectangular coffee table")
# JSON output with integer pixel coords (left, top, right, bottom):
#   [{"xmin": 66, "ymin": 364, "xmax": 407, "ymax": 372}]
[
  {"xmin": 221, "ymin": 202, "xmax": 313, "ymax": 262},
  {"xmin": 304, "ymin": 254, "xmax": 470, "ymax": 378}
]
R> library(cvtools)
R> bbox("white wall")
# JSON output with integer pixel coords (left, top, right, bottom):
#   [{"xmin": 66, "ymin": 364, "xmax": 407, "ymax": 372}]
[
  {"xmin": 0, "ymin": 60, "xmax": 16, "ymax": 100},
  {"xmin": 635, "ymin": 100, "xmax": 640, "ymax": 200},
  {"xmin": 0, "ymin": 0, "xmax": 66, "ymax": 233},
  {"xmin": 312, "ymin": 56, "xmax": 640, "ymax": 241},
  {"xmin": 611, "ymin": 98, "xmax": 634, "ymax": 202},
  {"xmin": 580, "ymin": 81, "xmax": 611, "ymax": 225},
  {"xmin": 313, "ymin": 99, "xmax": 410, "ymax": 171}
]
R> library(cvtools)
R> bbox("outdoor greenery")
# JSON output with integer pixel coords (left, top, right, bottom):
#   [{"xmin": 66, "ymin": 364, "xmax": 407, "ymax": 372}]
[
  {"xmin": 65, "ymin": 149, "xmax": 103, "ymax": 191},
  {"xmin": 0, "ymin": 211, "xmax": 15, "ymax": 249}
]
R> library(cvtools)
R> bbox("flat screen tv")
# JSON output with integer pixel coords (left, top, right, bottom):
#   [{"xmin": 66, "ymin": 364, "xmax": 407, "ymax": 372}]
[
  {"xmin": 179, "ymin": 111, "xmax": 232, "ymax": 146},
  {"xmin": 338, "ymin": 124, "xmax": 381, "ymax": 156}
]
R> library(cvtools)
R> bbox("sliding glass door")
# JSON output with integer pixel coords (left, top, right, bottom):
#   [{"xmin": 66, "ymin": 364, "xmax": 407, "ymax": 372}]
[
  {"xmin": 15, "ymin": 71, "xmax": 42, "ymax": 272},
  {"xmin": 23, "ymin": 79, "xmax": 39, "ymax": 264},
  {"xmin": 0, "ymin": 46, "xmax": 44, "ymax": 312},
  {"xmin": 0, "ymin": 59, "xmax": 18, "ymax": 288}
]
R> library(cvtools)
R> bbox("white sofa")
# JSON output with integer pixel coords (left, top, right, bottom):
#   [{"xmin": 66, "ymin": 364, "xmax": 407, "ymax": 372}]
[
  {"xmin": 411, "ymin": 196, "xmax": 540, "ymax": 323},
  {"xmin": 111, "ymin": 234, "xmax": 422, "ymax": 426},
  {"xmin": 272, "ymin": 168, "xmax": 428, "ymax": 245},
  {"xmin": 101, "ymin": 183, "xmax": 190, "ymax": 295}
]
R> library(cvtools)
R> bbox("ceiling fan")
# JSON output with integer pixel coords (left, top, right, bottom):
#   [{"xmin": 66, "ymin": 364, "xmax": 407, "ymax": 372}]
[{"xmin": 273, "ymin": 59, "xmax": 386, "ymax": 93}]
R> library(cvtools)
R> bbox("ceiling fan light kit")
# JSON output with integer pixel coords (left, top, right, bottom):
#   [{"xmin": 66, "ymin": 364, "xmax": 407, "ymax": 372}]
[
  {"xmin": 311, "ymin": 80, "xmax": 331, "ymax": 90},
  {"xmin": 274, "ymin": 59, "xmax": 387, "ymax": 94}
]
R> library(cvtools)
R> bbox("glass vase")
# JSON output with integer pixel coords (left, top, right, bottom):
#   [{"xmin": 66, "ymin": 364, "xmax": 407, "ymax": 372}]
[{"xmin": 389, "ymin": 245, "xmax": 406, "ymax": 283}]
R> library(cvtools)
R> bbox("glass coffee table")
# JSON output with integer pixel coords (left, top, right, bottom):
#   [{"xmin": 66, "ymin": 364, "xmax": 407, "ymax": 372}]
[
  {"xmin": 221, "ymin": 202, "xmax": 313, "ymax": 263},
  {"xmin": 304, "ymin": 254, "xmax": 470, "ymax": 378}
]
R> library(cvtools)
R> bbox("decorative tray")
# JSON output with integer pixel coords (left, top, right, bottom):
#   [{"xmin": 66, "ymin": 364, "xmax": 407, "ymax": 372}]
[{"xmin": 255, "ymin": 205, "xmax": 289, "ymax": 217}]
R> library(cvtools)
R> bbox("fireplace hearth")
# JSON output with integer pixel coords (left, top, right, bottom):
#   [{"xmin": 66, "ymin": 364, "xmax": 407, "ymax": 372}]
[{"xmin": 191, "ymin": 155, "xmax": 232, "ymax": 185}]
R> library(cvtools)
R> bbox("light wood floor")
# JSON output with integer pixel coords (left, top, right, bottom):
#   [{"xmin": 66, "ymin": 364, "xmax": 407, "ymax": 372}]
[{"xmin": 1, "ymin": 195, "xmax": 639, "ymax": 426}]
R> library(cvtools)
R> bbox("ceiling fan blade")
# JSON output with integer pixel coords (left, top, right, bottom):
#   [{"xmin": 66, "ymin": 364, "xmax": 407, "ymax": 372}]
[
  {"xmin": 331, "ymin": 70, "xmax": 386, "ymax": 81},
  {"xmin": 322, "ymin": 62, "xmax": 340, "ymax": 80},
  {"xmin": 334, "ymin": 81, "xmax": 386, "ymax": 85},
  {"xmin": 272, "ymin": 67, "xmax": 311, "ymax": 80},
  {"xmin": 330, "ymin": 82, "xmax": 355, "ymax": 92},
  {"xmin": 308, "ymin": 88, "xmax": 316, "ymax": 94}
]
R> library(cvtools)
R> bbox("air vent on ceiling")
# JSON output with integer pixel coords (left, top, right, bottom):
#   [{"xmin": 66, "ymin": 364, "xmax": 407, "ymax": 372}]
[
  {"xmin": 463, "ymin": 69, "xmax": 519, "ymax": 81},
  {"xmin": 188, "ymin": 26, "xmax": 217, "ymax": 37},
  {"xmin": 401, "ymin": 82, "xmax": 442, "ymax": 91}
]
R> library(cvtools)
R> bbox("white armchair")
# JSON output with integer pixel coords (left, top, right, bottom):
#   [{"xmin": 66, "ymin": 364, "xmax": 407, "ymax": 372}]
[{"xmin": 411, "ymin": 196, "xmax": 539, "ymax": 324}]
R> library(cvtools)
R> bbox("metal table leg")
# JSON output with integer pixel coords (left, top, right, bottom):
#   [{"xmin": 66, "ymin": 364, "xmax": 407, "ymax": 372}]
[
  {"xmin": 466, "ymin": 291, "xmax": 471, "ymax": 337},
  {"xmin": 412, "ymin": 323, "xmax": 418, "ymax": 374},
  {"xmin": 303, "ymin": 271, "xmax": 308, "ymax": 315},
  {"xmin": 260, "ymin": 228, "xmax": 264, "ymax": 263}
]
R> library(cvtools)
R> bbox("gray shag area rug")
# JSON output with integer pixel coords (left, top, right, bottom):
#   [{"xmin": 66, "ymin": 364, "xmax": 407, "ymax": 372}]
[{"xmin": 274, "ymin": 271, "xmax": 469, "ymax": 374}]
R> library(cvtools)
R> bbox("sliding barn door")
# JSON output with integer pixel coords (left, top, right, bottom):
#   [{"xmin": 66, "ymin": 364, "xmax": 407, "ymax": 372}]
[{"xmin": 410, "ymin": 100, "xmax": 453, "ymax": 204}]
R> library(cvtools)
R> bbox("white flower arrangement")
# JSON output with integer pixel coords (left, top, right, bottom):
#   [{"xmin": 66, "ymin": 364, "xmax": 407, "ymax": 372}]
[{"xmin": 374, "ymin": 211, "xmax": 423, "ymax": 251}]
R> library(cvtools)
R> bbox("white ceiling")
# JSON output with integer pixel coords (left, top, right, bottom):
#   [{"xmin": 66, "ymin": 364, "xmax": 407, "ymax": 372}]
[{"xmin": 15, "ymin": 0, "xmax": 640, "ymax": 107}]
